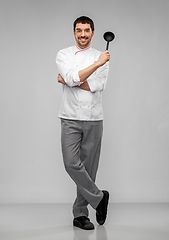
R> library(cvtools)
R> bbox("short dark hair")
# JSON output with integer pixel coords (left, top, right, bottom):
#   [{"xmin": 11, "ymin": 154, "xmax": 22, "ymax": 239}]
[{"xmin": 73, "ymin": 16, "xmax": 95, "ymax": 32}]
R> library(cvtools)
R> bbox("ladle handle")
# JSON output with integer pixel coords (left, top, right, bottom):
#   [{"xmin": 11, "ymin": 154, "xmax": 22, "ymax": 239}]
[{"xmin": 106, "ymin": 41, "xmax": 109, "ymax": 51}]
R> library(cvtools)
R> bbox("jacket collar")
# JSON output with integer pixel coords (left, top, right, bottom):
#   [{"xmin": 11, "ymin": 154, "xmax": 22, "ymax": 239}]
[{"xmin": 75, "ymin": 45, "xmax": 91, "ymax": 55}]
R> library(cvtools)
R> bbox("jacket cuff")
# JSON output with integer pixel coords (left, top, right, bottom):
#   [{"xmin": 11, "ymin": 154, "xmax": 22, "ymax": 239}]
[{"xmin": 71, "ymin": 72, "xmax": 82, "ymax": 87}]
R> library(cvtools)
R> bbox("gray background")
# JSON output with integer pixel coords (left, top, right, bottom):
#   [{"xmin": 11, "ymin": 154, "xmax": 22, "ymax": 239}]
[{"xmin": 0, "ymin": 0, "xmax": 169, "ymax": 204}]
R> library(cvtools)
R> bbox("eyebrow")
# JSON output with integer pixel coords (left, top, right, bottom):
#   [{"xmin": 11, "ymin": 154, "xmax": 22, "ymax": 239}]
[{"xmin": 76, "ymin": 28, "xmax": 91, "ymax": 31}]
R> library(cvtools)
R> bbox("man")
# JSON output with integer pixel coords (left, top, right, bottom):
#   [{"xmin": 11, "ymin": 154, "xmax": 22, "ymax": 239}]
[{"xmin": 56, "ymin": 16, "xmax": 110, "ymax": 230}]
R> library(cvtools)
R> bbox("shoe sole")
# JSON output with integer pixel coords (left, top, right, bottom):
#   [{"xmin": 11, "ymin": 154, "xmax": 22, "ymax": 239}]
[{"xmin": 97, "ymin": 190, "xmax": 109, "ymax": 225}]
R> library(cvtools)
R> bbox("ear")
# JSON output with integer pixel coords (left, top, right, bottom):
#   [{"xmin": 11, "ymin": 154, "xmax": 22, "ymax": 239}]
[
  {"xmin": 73, "ymin": 30, "xmax": 76, "ymax": 37},
  {"xmin": 92, "ymin": 30, "xmax": 95, "ymax": 37}
]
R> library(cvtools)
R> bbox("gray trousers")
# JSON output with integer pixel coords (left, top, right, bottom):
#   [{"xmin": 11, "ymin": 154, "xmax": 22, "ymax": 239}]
[{"xmin": 61, "ymin": 119, "xmax": 104, "ymax": 218}]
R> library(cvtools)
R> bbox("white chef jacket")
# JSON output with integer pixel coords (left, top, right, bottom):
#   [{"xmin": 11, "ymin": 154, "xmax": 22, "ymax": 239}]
[{"xmin": 56, "ymin": 45, "xmax": 109, "ymax": 121}]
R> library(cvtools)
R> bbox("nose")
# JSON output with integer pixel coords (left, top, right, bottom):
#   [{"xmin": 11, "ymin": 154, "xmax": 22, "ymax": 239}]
[{"xmin": 81, "ymin": 30, "xmax": 85, "ymax": 37}]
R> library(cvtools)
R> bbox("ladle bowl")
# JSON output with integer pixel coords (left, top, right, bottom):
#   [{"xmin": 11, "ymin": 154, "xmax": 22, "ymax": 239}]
[{"xmin": 103, "ymin": 31, "xmax": 115, "ymax": 50}]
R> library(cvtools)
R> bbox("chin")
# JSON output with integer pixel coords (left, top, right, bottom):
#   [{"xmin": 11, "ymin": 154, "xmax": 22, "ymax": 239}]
[{"xmin": 78, "ymin": 41, "xmax": 90, "ymax": 49}]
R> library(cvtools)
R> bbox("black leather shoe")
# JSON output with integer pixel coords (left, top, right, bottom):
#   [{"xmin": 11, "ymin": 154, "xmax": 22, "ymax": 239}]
[
  {"xmin": 96, "ymin": 190, "xmax": 109, "ymax": 225},
  {"xmin": 73, "ymin": 216, "xmax": 95, "ymax": 230}
]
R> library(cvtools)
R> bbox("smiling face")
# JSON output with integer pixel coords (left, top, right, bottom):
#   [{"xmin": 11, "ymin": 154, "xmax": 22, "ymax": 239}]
[{"xmin": 74, "ymin": 22, "xmax": 94, "ymax": 49}]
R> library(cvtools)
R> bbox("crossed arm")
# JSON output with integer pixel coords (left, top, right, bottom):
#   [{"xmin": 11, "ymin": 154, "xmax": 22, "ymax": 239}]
[
  {"xmin": 57, "ymin": 50, "xmax": 110, "ymax": 92},
  {"xmin": 58, "ymin": 74, "xmax": 90, "ymax": 91}
]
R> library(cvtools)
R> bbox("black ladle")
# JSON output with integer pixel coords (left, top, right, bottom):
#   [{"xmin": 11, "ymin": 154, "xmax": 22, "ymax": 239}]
[{"xmin": 103, "ymin": 31, "xmax": 115, "ymax": 50}]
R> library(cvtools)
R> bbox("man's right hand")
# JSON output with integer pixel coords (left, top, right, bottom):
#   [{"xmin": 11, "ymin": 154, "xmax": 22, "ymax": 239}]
[
  {"xmin": 58, "ymin": 74, "xmax": 67, "ymax": 85},
  {"xmin": 97, "ymin": 51, "xmax": 110, "ymax": 67}
]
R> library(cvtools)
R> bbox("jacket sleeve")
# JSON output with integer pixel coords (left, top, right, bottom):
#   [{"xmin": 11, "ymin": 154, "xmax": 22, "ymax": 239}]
[
  {"xmin": 56, "ymin": 49, "xmax": 82, "ymax": 87},
  {"xmin": 87, "ymin": 62, "xmax": 109, "ymax": 92}
]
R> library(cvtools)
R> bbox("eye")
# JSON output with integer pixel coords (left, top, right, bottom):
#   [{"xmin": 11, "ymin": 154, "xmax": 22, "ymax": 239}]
[{"xmin": 76, "ymin": 29, "xmax": 82, "ymax": 33}]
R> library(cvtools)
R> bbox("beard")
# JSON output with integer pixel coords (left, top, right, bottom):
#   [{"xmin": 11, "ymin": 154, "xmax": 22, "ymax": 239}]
[{"xmin": 76, "ymin": 36, "xmax": 91, "ymax": 48}]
